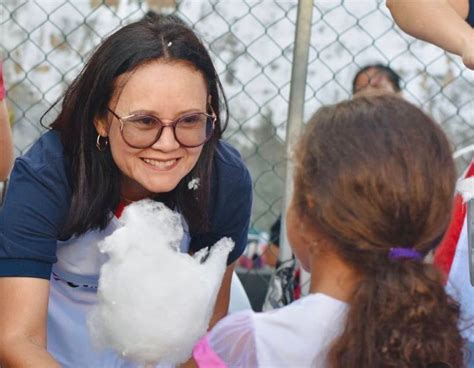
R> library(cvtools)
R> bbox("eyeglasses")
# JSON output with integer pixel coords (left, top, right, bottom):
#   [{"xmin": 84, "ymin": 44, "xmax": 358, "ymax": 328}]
[{"xmin": 107, "ymin": 107, "xmax": 217, "ymax": 148}]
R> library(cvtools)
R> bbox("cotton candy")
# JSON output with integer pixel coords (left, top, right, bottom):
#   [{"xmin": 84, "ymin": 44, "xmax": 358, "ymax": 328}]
[{"xmin": 88, "ymin": 199, "xmax": 234, "ymax": 365}]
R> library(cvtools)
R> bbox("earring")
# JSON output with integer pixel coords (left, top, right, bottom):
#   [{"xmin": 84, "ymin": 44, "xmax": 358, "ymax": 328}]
[{"xmin": 96, "ymin": 134, "xmax": 109, "ymax": 151}]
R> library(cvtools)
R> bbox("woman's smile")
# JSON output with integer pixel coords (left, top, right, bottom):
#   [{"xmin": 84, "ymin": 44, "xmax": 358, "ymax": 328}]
[{"xmin": 141, "ymin": 157, "xmax": 180, "ymax": 171}]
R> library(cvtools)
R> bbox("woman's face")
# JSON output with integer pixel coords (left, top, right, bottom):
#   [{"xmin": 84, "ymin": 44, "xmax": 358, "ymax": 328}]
[{"xmin": 96, "ymin": 60, "xmax": 208, "ymax": 200}]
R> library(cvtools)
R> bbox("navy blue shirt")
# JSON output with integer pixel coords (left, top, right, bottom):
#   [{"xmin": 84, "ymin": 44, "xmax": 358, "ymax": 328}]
[
  {"xmin": 468, "ymin": 0, "xmax": 474, "ymax": 27},
  {"xmin": 0, "ymin": 130, "xmax": 252, "ymax": 279}
]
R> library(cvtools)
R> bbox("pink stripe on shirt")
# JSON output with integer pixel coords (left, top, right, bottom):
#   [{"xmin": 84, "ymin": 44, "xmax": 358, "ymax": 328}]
[{"xmin": 193, "ymin": 335, "xmax": 228, "ymax": 368}]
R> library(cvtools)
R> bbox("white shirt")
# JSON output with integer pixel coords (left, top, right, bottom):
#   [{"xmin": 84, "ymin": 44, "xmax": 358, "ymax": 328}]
[{"xmin": 200, "ymin": 293, "xmax": 348, "ymax": 368}]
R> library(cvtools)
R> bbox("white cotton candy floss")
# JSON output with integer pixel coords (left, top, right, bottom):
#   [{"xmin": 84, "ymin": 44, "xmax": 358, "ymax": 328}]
[
  {"xmin": 87, "ymin": 199, "xmax": 234, "ymax": 366},
  {"xmin": 457, "ymin": 177, "xmax": 474, "ymax": 202}
]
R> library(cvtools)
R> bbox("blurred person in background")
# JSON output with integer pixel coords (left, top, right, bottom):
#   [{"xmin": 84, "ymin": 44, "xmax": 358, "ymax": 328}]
[
  {"xmin": 0, "ymin": 14, "xmax": 252, "ymax": 367},
  {"xmin": 352, "ymin": 63, "xmax": 402, "ymax": 96},
  {"xmin": 0, "ymin": 61, "xmax": 13, "ymax": 182},
  {"xmin": 434, "ymin": 161, "xmax": 474, "ymax": 368},
  {"xmin": 193, "ymin": 95, "xmax": 466, "ymax": 368},
  {"xmin": 261, "ymin": 216, "xmax": 281, "ymax": 268},
  {"xmin": 387, "ymin": 0, "xmax": 474, "ymax": 69}
]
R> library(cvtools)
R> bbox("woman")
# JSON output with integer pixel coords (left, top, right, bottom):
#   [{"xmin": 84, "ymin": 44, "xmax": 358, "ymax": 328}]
[{"xmin": 0, "ymin": 15, "xmax": 252, "ymax": 367}]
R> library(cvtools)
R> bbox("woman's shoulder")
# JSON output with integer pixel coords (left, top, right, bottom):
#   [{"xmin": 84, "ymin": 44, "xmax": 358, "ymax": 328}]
[
  {"xmin": 19, "ymin": 130, "xmax": 67, "ymax": 172},
  {"xmin": 191, "ymin": 141, "xmax": 252, "ymax": 262},
  {"xmin": 209, "ymin": 140, "xmax": 252, "ymax": 223},
  {"xmin": 0, "ymin": 130, "xmax": 72, "ymax": 278},
  {"xmin": 213, "ymin": 140, "xmax": 252, "ymax": 195},
  {"xmin": 214, "ymin": 140, "xmax": 249, "ymax": 175},
  {"xmin": 11, "ymin": 129, "xmax": 71, "ymax": 199}
]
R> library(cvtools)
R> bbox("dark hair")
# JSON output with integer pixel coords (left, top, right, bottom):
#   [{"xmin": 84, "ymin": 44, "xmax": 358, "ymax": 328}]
[
  {"xmin": 352, "ymin": 63, "xmax": 401, "ymax": 94},
  {"xmin": 48, "ymin": 14, "xmax": 228, "ymax": 238},
  {"xmin": 269, "ymin": 216, "xmax": 281, "ymax": 247},
  {"xmin": 294, "ymin": 95, "xmax": 464, "ymax": 367}
]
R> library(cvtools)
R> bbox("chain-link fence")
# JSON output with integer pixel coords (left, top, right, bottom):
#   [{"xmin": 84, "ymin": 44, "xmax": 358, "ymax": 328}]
[{"xmin": 2, "ymin": 0, "xmax": 474, "ymax": 311}]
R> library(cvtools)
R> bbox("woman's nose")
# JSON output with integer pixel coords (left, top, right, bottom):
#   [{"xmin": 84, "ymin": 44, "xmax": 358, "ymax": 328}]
[{"xmin": 150, "ymin": 125, "xmax": 181, "ymax": 151}]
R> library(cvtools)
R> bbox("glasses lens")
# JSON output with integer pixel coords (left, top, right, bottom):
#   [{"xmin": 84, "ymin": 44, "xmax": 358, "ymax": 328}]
[
  {"xmin": 122, "ymin": 115, "xmax": 162, "ymax": 148},
  {"xmin": 175, "ymin": 113, "xmax": 214, "ymax": 147}
]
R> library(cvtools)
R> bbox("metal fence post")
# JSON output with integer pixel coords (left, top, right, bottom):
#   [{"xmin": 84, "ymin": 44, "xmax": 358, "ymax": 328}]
[{"xmin": 278, "ymin": 0, "xmax": 314, "ymax": 262}]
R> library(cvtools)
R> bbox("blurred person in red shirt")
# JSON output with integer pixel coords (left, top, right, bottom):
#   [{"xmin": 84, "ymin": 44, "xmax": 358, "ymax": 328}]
[{"xmin": 0, "ymin": 62, "xmax": 13, "ymax": 182}]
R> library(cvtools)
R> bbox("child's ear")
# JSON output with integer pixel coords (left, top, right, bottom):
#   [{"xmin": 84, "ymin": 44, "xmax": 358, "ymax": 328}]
[
  {"xmin": 94, "ymin": 118, "xmax": 109, "ymax": 137},
  {"xmin": 305, "ymin": 194, "xmax": 317, "ymax": 209}
]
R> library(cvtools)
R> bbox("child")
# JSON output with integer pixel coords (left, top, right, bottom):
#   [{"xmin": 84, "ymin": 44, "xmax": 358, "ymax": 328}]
[{"xmin": 193, "ymin": 95, "xmax": 466, "ymax": 367}]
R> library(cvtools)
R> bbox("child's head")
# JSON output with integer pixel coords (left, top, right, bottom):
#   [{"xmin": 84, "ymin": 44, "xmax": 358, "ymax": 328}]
[
  {"xmin": 291, "ymin": 94, "xmax": 455, "ymax": 267},
  {"xmin": 288, "ymin": 95, "xmax": 464, "ymax": 367}
]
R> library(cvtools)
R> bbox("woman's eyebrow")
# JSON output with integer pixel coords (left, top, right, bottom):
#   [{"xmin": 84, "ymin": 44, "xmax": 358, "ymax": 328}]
[{"xmin": 126, "ymin": 107, "xmax": 205, "ymax": 117}]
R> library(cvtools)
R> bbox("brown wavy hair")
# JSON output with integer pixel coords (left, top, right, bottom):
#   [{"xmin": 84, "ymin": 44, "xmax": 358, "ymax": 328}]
[{"xmin": 293, "ymin": 95, "xmax": 465, "ymax": 367}]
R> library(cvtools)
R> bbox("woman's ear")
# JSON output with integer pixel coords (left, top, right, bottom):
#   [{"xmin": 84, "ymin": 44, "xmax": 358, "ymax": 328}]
[{"xmin": 94, "ymin": 118, "xmax": 109, "ymax": 137}]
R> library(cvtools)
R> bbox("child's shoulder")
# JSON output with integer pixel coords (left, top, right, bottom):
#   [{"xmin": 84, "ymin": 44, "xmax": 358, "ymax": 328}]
[
  {"xmin": 252, "ymin": 294, "xmax": 348, "ymax": 366},
  {"xmin": 217, "ymin": 293, "xmax": 347, "ymax": 333},
  {"xmin": 257, "ymin": 293, "xmax": 348, "ymax": 331},
  {"xmin": 201, "ymin": 294, "xmax": 348, "ymax": 368}
]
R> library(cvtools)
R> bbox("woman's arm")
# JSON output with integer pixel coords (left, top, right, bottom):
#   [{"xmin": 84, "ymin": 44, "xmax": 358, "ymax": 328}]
[
  {"xmin": 179, "ymin": 263, "xmax": 235, "ymax": 368},
  {"xmin": 0, "ymin": 277, "xmax": 60, "ymax": 366},
  {"xmin": 386, "ymin": 0, "xmax": 474, "ymax": 69},
  {"xmin": 208, "ymin": 262, "xmax": 235, "ymax": 329}
]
